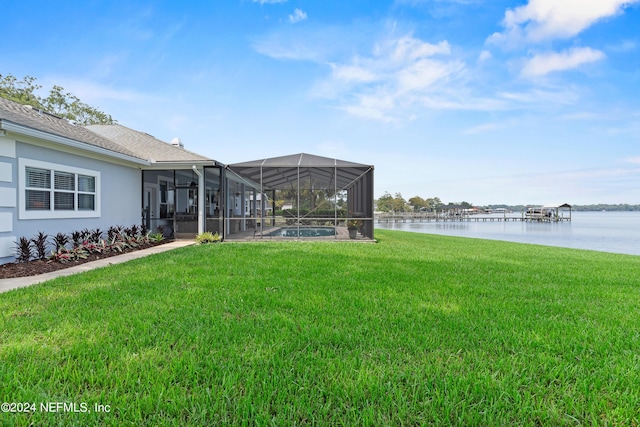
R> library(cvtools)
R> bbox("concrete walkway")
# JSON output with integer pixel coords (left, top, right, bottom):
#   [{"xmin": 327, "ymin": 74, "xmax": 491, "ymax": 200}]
[{"xmin": 0, "ymin": 240, "xmax": 194, "ymax": 294}]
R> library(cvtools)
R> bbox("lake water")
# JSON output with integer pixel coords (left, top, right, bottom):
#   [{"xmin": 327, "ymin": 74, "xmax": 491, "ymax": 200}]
[{"xmin": 375, "ymin": 211, "xmax": 640, "ymax": 256}]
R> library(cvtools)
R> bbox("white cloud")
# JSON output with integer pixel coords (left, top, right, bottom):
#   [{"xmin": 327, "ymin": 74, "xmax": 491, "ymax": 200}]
[
  {"xmin": 478, "ymin": 50, "xmax": 492, "ymax": 62},
  {"xmin": 315, "ymin": 35, "xmax": 465, "ymax": 122},
  {"xmin": 289, "ymin": 8, "xmax": 307, "ymax": 23},
  {"xmin": 252, "ymin": 26, "xmax": 348, "ymax": 62},
  {"xmin": 388, "ymin": 37, "xmax": 451, "ymax": 62},
  {"xmin": 499, "ymin": 87, "xmax": 580, "ymax": 105},
  {"xmin": 489, "ymin": 0, "xmax": 640, "ymax": 45},
  {"xmin": 256, "ymin": 20, "xmax": 606, "ymax": 123},
  {"xmin": 521, "ymin": 47, "xmax": 605, "ymax": 77},
  {"xmin": 397, "ymin": 58, "xmax": 460, "ymax": 92},
  {"xmin": 341, "ymin": 91, "xmax": 400, "ymax": 123},
  {"xmin": 253, "ymin": 34, "xmax": 323, "ymax": 61},
  {"xmin": 626, "ymin": 157, "xmax": 640, "ymax": 165},
  {"xmin": 331, "ymin": 64, "xmax": 378, "ymax": 83}
]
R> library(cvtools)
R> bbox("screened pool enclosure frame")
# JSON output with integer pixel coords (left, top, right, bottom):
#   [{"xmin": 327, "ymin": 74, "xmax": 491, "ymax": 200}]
[{"xmin": 224, "ymin": 153, "xmax": 374, "ymax": 241}]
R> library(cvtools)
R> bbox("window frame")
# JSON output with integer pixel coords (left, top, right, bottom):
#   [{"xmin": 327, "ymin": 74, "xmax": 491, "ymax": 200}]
[{"xmin": 19, "ymin": 158, "xmax": 101, "ymax": 219}]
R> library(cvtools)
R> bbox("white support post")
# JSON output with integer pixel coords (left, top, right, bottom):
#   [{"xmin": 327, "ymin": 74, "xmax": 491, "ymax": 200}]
[
  {"xmin": 241, "ymin": 184, "xmax": 246, "ymax": 232},
  {"xmin": 192, "ymin": 166, "xmax": 205, "ymax": 235}
]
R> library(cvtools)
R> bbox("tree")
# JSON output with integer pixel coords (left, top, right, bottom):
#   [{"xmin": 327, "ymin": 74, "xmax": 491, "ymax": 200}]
[
  {"xmin": 0, "ymin": 74, "xmax": 42, "ymax": 108},
  {"xmin": 376, "ymin": 192, "xmax": 394, "ymax": 212},
  {"xmin": 0, "ymin": 74, "xmax": 115, "ymax": 125},
  {"xmin": 391, "ymin": 193, "xmax": 407, "ymax": 212},
  {"xmin": 426, "ymin": 197, "xmax": 443, "ymax": 210},
  {"xmin": 41, "ymin": 85, "xmax": 115, "ymax": 125},
  {"xmin": 409, "ymin": 196, "xmax": 428, "ymax": 212},
  {"xmin": 379, "ymin": 193, "xmax": 444, "ymax": 212}
]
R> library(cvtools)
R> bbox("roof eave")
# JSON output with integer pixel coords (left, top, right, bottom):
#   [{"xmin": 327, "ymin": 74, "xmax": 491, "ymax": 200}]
[
  {"xmin": 0, "ymin": 119, "xmax": 150, "ymax": 166},
  {"xmin": 146, "ymin": 160, "xmax": 219, "ymax": 169}
]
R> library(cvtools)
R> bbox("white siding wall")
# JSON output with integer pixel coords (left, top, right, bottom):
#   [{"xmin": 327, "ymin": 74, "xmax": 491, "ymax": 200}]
[
  {"xmin": 0, "ymin": 136, "xmax": 16, "ymax": 260},
  {"xmin": 0, "ymin": 138, "xmax": 142, "ymax": 265}
]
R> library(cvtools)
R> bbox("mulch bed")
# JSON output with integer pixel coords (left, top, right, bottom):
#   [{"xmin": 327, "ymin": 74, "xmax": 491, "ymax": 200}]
[{"xmin": 0, "ymin": 241, "xmax": 170, "ymax": 279}]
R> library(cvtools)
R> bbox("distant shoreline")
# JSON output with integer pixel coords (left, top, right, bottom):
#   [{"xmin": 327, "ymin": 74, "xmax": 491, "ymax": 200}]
[{"xmin": 482, "ymin": 204, "xmax": 640, "ymax": 212}]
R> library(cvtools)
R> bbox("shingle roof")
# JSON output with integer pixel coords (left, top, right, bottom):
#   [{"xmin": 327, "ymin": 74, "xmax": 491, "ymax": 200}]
[
  {"xmin": 0, "ymin": 97, "xmax": 214, "ymax": 165},
  {"xmin": 0, "ymin": 96, "xmax": 142, "ymax": 160},
  {"xmin": 86, "ymin": 124, "xmax": 214, "ymax": 163}
]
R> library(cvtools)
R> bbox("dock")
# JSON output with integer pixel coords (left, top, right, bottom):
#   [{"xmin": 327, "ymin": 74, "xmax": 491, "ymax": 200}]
[
  {"xmin": 375, "ymin": 213, "xmax": 571, "ymax": 224},
  {"xmin": 376, "ymin": 204, "xmax": 573, "ymax": 224}
]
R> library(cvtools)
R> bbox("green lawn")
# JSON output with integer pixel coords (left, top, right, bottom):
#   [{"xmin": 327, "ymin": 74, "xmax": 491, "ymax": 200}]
[{"xmin": 1, "ymin": 229, "xmax": 639, "ymax": 426}]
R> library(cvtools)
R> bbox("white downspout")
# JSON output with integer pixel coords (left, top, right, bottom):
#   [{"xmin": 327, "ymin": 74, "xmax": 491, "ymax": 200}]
[{"xmin": 192, "ymin": 165, "xmax": 204, "ymax": 235}]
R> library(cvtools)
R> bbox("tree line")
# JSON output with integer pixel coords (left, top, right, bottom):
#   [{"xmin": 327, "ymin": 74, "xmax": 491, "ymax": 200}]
[
  {"xmin": 376, "ymin": 192, "xmax": 474, "ymax": 213},
  {"xmin": 376, "ymin": 193, "xmax": 640, "ymax": 213},
  {"xmin": 0, "ymin": 73, "xmax": 115, "ymax": 125}
]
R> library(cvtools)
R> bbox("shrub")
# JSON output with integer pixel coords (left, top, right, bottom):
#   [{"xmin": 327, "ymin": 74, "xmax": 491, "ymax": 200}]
[
  {"xmin": 107, "ymin": 225, "xmax": 124, "ymax": 241},
  {"xmin": 80, "ymin": 228, "xmax": 91, "ymax": 242},
  {"xmin": 108, "ymin": 236, "xmax": 128, "ymax": 253},
  {"xmin": 49, "ymin": 246, "xmax": 88, "ymax": 263},
  {"xmin": 195, "ymin": 231, "xmax": 221, "ymax": 244},
  {"xmin": 347, "ymin": 219, "xmax": 361, "ymax": 230},
  {"xmin": 21, "ymin": 223, "xmax": 165, "ymax": 265},
  {"xmin": 31, "ymin": 231, "xmax": 48, "ymax": 260},
  {"xmin": 16, "ymin": 237, "xmax": 33, "ymax": 263},
  {"xmin": 148, "ymin": 233, "xmax": 165, "ymax": 243},
  {"xmin": 52, "ymin": 232, "xmax": 70, "ymax": 252},
  {"xmin": 83, "ymin": 240, "xmax": 107, "ymax": 255},
  {"xmin": 89, "ymin": 228, "xmax": 103, "ymax": 243},
  {"xmin": 126, "ymin": 225, "xmax": 139, "ymax": 239},
  {"xmin": 70, "ymin": 230, "xmax": 83, "ymax": 248}
]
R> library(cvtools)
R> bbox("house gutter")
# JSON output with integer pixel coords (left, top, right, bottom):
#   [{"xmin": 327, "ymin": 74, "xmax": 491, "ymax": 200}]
[
  {"xmin": 0, "ymin": 120, "xmax": 150, "ymax": 166},
  {"xmin": 149, "ymin": 160, "xmax": 217, "ymax": 168}
]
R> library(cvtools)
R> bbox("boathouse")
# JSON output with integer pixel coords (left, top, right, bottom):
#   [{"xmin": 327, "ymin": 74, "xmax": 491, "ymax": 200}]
[{"xmin": 525, "ymin": 203, "xmax": 572, "ymax": 222}]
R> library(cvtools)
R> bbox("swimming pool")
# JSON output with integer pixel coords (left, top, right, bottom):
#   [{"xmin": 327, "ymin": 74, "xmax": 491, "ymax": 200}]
[{"xmin": 265, "ymin": 226, "xmax": 336, "ymax": 237}]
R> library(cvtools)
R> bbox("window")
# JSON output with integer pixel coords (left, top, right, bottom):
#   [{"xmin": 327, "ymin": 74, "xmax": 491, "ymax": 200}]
[
  {"xmin": 25, "ymin": 167, "xmax": 94, "ymax": 212},
  {"xmin": 25, "ymin": 167, "xmax": 51, "ymax": 211},
  {"xmin": 54, "ymin": 171, "xmax": 75, "ymax": 210},
  {"xmin": 78, "ymin": 175, "xmax": 96, "ymax": 210},
  {"xmin": 20, "ymin": 159, "xmax": 100, "ymax": 219}
]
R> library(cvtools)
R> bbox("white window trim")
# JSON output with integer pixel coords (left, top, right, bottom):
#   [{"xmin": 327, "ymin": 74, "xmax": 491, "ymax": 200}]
[{"xmin": 18, "ymin": 158, "xmax": 101, "ymax": 220}]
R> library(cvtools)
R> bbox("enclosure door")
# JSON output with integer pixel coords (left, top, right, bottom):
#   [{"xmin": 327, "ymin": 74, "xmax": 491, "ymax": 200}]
[
  {"xmin": 143, "ymin": 184, "xmax": 158, "ymax": 231},
  {"xmin": 174, "ymin": 186, "xmax": 198, "ymax": 238}
]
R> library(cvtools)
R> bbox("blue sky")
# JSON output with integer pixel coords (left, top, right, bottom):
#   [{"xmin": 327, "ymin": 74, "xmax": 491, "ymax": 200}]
[{"xmin": 4, "ymin": 0, "xmax": 640, "ymax": 205}]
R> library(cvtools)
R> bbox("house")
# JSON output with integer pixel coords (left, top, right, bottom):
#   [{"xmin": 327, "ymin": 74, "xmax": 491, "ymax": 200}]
[
  {"xmin": 0, "ymin": 96, "xmax": 376, "ymax": 264},
  {"xmin": 86, "ymin": 124, "xmax": 223, "ymax": 239},
  {"xmin": 0, "ymin": 96, "xmax": 219, "ymax": 264}
]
